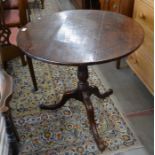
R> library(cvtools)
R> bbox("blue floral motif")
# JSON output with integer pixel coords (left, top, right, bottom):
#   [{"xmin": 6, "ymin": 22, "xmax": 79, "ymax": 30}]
[{"xmin": 7, "ymin": 59, "xmax": 138, "ymax": 155}]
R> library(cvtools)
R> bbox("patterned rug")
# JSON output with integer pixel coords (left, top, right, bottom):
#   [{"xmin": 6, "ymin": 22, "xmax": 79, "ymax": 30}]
[
  {"xmin": 8, "ymin": 59, "xmax": 141, "ymax": 155},
  {"xmin": 8, "ymin": 0, "xmax": 141, "ymax": 154}
]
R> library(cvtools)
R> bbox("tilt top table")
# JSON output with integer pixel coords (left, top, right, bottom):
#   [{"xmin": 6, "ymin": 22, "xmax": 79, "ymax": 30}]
[{"xmin": 17, "ymin": 10, "xmax": 144, "ymax": 151}]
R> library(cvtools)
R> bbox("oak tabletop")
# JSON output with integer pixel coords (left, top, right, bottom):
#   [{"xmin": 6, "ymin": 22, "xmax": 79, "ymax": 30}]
[{"xmin": 17, "ymin": 10, "xmax": 144, "ymax": 66}]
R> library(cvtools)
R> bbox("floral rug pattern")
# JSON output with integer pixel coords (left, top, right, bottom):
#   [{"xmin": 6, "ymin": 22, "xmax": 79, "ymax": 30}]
[
  {"xmin": 7, "ymin": 0, "xmax": 140, "ymax": 154},
  {"xmin": 8, "ymin": 59, "xmax": 139, "ymax": 155}
]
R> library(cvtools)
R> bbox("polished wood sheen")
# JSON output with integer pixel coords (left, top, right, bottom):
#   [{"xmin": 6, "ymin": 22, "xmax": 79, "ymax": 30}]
[
  {"xmin": 17, "ymin": 10, "xmax": 144, "ymax": 151},
  {"xmin": 17, "ymin": 10, "xmax": 144, "ymax": 66},
  {"xmin": 99, "ymin": 0, "xmax": 135, "ymax": 69}
]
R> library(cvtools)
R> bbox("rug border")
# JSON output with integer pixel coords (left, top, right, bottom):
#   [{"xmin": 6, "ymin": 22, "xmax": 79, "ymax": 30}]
[{"xmin": 92, "ymin": 65, "xmax": 144, "ymax": 155}]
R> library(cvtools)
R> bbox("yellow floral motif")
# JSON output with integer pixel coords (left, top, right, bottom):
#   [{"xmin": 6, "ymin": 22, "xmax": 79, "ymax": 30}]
[
  {"xmin": 44, "ymin": 131, "xmax": 51, "ymax": 139},
  {"xmin": 8, "ymin": 58, "xmax": 137, "ymax": 154},
  {"xmin": 121, "ymin": 135, "xmax": 130, "ymax": 141}
]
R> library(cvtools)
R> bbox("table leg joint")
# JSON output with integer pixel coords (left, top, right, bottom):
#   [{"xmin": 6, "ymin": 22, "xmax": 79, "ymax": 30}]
[
  {"xmin": 39, "ymin": 89, "xmax": 81, "ymax": 110},
  {"xmin": 89, "ymin": 86, "xmax": 113, "ymax": 99},
  {"xmin": 40, "ymin": 65, "xmax": 112, "ymax": 151}
]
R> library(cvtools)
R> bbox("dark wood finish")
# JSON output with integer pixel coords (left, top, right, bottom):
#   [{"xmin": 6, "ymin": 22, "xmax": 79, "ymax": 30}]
[
  {"xmin": 0, "ymin": 21, "xmax": 26, "ymax": 67},
  {"xmin": 26, "ymin": 56, "xmax": 38, "ymax": 91},
  {"xmin": 17, "ymin": 10, "xmax": 144, "ymax": 151},
  {"xmin": 18, "ymin": 0, "xmax": 29, "ymax": 26},
  {"xmin": 71, "ymin": 0, "xmax": 100, "ymax": 9},
  {"xmin": 40, "ymin": 0, "xmax": 44, "ymax": 9},
  {"xmin": 99, "ymin": 0, "xmax": 134, "ymax": 69},
  {"xmin": 17, "ymin": 10, "xmax": 144, "ymax": 66},
  {"xmin": 40, "ymin": 65, "xmax": 113, "ymax": 151},
  {"xmin": 0, "ymin": 19, "xmax": 38, "ymax": 90}
]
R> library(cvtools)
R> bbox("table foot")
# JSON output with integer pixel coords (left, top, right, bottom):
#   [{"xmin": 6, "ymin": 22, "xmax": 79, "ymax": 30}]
[
  {"xmin": 39, "ymin": 90, "xmax": 79, "ymax": 110},
  {"xmin": 40, "ymin": 65, "xmax": 112, "ymax": 151},
  {"xmin": 83, "ymin": 92, "xmax": 107, "ymax": 151},
  {"xmin": 89, "ymin": 86, "xmax": 113, "ymax": 99}
]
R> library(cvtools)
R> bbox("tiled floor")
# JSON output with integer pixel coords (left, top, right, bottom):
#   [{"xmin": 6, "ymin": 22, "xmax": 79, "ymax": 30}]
[{"xmin": 98, "ymin": 59, "xmax": 154, "ymax": 155}]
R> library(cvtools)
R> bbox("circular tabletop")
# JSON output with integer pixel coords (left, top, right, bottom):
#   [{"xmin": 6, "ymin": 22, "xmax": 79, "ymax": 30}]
[{"xmin": 17, "ymin": 10, "xmax": 144, "ymax": 66}]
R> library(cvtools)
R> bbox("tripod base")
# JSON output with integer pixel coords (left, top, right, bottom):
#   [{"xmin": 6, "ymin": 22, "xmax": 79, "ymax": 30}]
[{"xmin": 40, "ymin": 66, "xmax": 113, "ymax": 151}]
